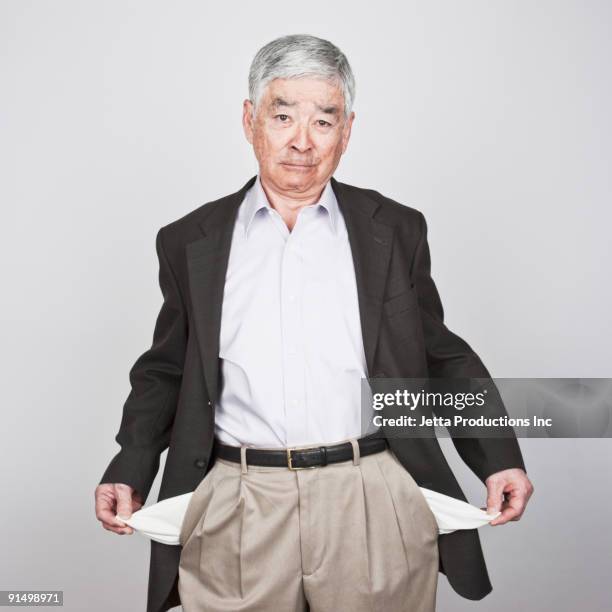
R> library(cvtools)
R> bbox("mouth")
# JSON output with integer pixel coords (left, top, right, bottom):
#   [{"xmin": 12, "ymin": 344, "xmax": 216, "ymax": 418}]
[{"xmin": 280, "ymin": 162, "xmax": 316, "ymax": 171}]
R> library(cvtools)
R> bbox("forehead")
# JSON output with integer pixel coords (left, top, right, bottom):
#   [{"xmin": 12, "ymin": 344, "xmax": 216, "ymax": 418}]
[{"xmin": 262, "ymin": 77, "xmax": 344, "ymax": 109}]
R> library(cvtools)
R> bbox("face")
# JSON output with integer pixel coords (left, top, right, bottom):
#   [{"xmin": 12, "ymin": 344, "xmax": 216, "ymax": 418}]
[{"xmin": 242, "ymin": 77, "xmax": 355, "ymax": 198}]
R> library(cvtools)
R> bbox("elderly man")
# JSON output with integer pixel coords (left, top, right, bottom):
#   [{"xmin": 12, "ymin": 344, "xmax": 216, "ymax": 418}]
[{"xmin": 96, "ymin": 34, "xmax": 533, "ymax": 612}]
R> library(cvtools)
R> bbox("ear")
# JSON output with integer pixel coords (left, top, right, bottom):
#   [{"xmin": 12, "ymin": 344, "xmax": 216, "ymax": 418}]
[
  {"xmin": 341, "ymin": 111, "xmax": 355, "ymax": 154},
  {"xmin": 242, "ymin": 99, "xmax": 255, "ymax": 145}
]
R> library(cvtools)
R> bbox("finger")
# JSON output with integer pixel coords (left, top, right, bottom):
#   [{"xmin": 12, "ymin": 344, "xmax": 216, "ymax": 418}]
[
  {"xmin": 489, "ymin": 504, "xmax": 522, "ymax": 525},
  {"xmin": 490, "ymin": 490, "xmax": 524, "ymax": 525},
  {"xmin": 95, "ymin": 490, "xmax": 130, "ymax": 528},
  {"xmin": 113, "ymin": 517, "xmax": 135, "ymax": 534},
  {"xmin": 486, "ymin": 480, "xmax": 506, "ymax": 515},
  {"xmin": 97, "ymin": 507, "xmax": 126, "ymax": 527},
  {"xmin": 115, "ymin": 484, "xmax": 135, "ymax": 520},
  {"xmin": 101, "ymin": 521, "xmax": 135, "ymax": 535}
]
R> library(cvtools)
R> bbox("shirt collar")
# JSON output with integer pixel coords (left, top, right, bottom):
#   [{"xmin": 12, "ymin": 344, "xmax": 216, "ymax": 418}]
[{"xmin": 241, "ymin": 175, "xmax": 339, "ymax": 238}]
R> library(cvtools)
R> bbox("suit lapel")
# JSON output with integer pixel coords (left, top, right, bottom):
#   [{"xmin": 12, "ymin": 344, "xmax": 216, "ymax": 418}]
[
  {"xmin": 330, "ymin": 177, "xmax": 394, "ymax": 377},
  {"xmin": 186, "ymin": 176, "xmax": 256, "ymax": 404},
  {"xmin": 186, "ymin": 175, "xmax": 394, "ymax": 405}
]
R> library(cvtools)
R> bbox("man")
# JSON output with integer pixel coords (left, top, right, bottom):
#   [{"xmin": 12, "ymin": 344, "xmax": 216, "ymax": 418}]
[{"xmin": 95, "ymin": 34, "xmax": 534, "ymax": 612}]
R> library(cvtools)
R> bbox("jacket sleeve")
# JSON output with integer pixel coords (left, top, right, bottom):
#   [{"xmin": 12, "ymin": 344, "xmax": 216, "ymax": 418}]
[
  {"xmin": 412, "ymin": 211, "xmax": 527, "ymax": 484},
  {"xmin": 98, "ymin": 226, "xmax": 187, "ymax": 503}
]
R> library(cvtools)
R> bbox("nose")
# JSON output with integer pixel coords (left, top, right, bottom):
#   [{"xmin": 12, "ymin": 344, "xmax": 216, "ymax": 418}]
[{"xmin": 289, "ymin": 122, "xmax": 312, "ymax": 153}]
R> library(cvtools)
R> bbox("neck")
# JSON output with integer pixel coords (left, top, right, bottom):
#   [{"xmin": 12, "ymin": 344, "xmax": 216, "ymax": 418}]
[{"xmin": 259, "ymin": 175, "xmax": 328, "ymax": 232}]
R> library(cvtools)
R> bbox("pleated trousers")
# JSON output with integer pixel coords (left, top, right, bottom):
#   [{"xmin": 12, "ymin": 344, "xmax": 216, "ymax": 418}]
[{"xmin": 178, "ymin": 445, "xmax": 439, "ymax": 612}]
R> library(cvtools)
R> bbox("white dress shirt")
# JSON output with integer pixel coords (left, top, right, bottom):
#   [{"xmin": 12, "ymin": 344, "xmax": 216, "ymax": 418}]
[{"xmin": 214, "ymin": 174, "xmax": 373, "ymax": 448}]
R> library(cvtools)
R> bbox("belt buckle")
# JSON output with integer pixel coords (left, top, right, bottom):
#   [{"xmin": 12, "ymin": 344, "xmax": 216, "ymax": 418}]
[{"xmin": 286, "ymin": 447, "xmax": 318, "ymax": 471}]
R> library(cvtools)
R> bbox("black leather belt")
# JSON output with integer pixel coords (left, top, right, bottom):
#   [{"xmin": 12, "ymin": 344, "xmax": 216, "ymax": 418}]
[{"xmin": 214, "ymin": 433, "xmax": 387, "ymax": 470}]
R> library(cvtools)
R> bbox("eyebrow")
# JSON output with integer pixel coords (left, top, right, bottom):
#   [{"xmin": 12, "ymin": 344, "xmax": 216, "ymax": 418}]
[
  {"xmin": 316, "ymin": 104, "xmax": 340, "ymax": 115},
  {"xmin": 270, "ymin": 97, "xmax": 296, "ymax": 109},
  {"xmin": 269, "ymin": 97, "xmax": 340, "ymax": 115}
]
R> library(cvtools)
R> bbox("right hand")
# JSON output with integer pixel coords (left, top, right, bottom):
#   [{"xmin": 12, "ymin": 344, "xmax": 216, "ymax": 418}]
[{"xmin": 95, "ymin": 483, "xmax": 143, "ymax": 535}]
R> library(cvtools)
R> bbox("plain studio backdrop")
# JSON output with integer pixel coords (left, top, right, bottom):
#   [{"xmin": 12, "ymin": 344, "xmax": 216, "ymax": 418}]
[{"xmin": 1, "ymin": 1, "xmax": 611, "ymax": 611}]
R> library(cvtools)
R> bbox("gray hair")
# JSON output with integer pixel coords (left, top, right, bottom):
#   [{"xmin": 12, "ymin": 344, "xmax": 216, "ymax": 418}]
[{"xmin": 248, "ymin": 34, "xmax": 356, "ymax": 119}]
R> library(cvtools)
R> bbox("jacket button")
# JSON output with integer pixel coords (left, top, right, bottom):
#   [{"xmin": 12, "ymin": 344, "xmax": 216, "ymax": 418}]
[
  {"xmin": 194, "ymin": 458, "xmax": 207, "ymax": 469},
  {"xmin": 207, "ymin": 400, "xmax": 212, "ymax": 406}
]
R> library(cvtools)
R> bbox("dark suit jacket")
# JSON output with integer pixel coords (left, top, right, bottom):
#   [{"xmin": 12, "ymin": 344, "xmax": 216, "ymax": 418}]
[{"xmin": 99, "ymin": 175, "xmax": 526, "ymax": 612}]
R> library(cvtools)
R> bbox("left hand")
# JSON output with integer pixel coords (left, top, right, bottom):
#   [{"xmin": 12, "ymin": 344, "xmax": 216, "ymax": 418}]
[{"xmin": 482, "ymin": 468, "xmax": 534, "ymax": 526}]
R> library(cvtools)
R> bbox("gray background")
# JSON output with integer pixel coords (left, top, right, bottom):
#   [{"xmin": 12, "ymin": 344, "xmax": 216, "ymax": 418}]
[{"xmin": 1, "ymin": 1, "xmax": 611, "ymax": 610}]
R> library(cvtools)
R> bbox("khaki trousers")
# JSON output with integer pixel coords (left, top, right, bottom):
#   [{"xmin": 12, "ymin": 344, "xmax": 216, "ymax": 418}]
[{"xmin": 178, "ymin": 445, "xmax": 439, "ymax": 612}]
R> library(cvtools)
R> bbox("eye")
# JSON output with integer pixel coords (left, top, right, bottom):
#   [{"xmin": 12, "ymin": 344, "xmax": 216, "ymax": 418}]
[
  {"xmin": 317, "ymin": 120, "xmax": 332, "ymax": 127},
  {"xmin": 275, "ymin": 114, "xmax": 290, "ymax": 122}
]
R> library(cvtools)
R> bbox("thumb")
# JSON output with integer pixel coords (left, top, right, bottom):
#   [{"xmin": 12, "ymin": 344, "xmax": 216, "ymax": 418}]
[
  {"xmin": 486, "ymin": 479, "xmax": 505, "ymax": 515},
  {"xmin": 115, "ymin": 483, "xmax": 135, "ymax": 522}
]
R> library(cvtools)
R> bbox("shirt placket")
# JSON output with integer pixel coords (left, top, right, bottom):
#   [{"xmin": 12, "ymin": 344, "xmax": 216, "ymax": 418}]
[{"xmin": 279, "ymin": 213, "xmax": 307, "ymax": 446}]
